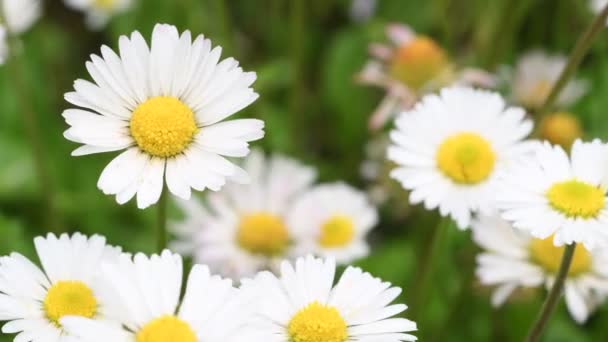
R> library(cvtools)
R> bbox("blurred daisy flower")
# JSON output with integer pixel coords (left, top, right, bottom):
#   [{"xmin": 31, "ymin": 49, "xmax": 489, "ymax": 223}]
[
  {"xmin": 64, "ymin": 0, "xmax": 133, "ymax": 29},
  {"xmin": 350, "ymin": 0, "xmax": 376, "ymax": 23},
  {"xmin": 0, "ymin": 0, "xmax": 42, "ymax": 35},
  {"xmin": 171, "ymin": 149, "xmax": 316, "ymax": 279},
  {"xmin": 63, "ymin": 24, "xmax": 264, "ymax": 209},
  {"xmin": 498, "ymin": 140, "xmax": 608, "ymax": 250},
  {"xmin": 287, "ymin": 183, "xmax": 378, "ymax": 264},
  {"xmin": 539, "ymin": 112, "xmax": 583, "ymax": 150},
  {"xmin": 243, "ymin": 255, "xmax": 417, "ymax": 341},
  {"xmin": 0, "ymin": 233, "xmax": 121, "ymax": 341},
  {"xmin": 357, "ymin": 23, "xmax": 495, "ymax": 131},
  {"xmin": 473, "ymin": 215, "xmax": 608, "ymax": 323},
  {"xmin": 591, "ymin": 0, "xmax": 608, "ymax": 16},
  {"xmin": 388, "ymin": 87, "xmax": 534, "ymax": 229},
  {"xmin": 0, "ymin": 0, "xmax": 42, "ymax": 64},
  {"xmin": 62, "ymin": 250, "xmax": 255, "ymax": 341},
  {"xmin": 511, "ymin": 51, "xmax": 587, "ymax": 111}
]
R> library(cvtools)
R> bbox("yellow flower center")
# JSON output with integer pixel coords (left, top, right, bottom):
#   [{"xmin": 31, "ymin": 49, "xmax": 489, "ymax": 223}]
[
  {"xmin": 130, "ymin": 96, "xmax": 198, "ymax": 158},
  {"xmin": 136, "ymin": 315, "xmax": 197, "ymax": 342},
  {"xmin": 529, "ymin": 235, "xmax": 592, "ymax": 276},
  {"xmin": 44, "ymin": 281, "xmax": 97, "ymax": 326},
  {"xmin": 236, "ymin": 212, "xmax": 289, "ymax": 256},
  {"xmin": 319, "ymin": 215, "xmax": 354, "ymax": 248},
  {"xmin": 539, "ymin": 112, "xmax": 583, "ymax": 150},
  {"xmin": 288, "ymin": 302, "xmax": 348, "ymax": 342},
  {"xmin": 390, "ymin": 36, "xmax": 449, "ymax": 90},
  {"xmin": 94, "ymin": 0, "xmax": 116, "ymax": 10},
  {"xmin": 546, "ymin": 180, "xmax": 605, "ymax": 218},
  {"xmin": 436, "ymin": 132, "xmax": 496, "ymax": 184}
]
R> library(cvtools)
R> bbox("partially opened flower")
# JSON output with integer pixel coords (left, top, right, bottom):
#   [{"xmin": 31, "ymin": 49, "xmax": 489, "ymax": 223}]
[
  {"xmin": 63, "ymin": 24, "xmax": 264, "ymax": 209},
  {"xmin": 244, "ymin": 255, "xmax": 417, "ymax": 341},
  {"xmin": 62, "ymin": 250, "xmax": 255, "ymax": 342},
  {"xmin": 473, "ymin": 214, "xmax": 608, "ymax": 323},
  {"xmin": 171, "ymin": 149, "xmax": 316, "ymax": 278},
  {"xmin": 356, "ymin": 24, "xmax": 495, "ymax": 131},
  {"xmin": 63, "ymin": 0, "xmax": 133, "ymax": 29},
  {"xmin": 1, "ymin": 0, "xmax": 42, "ymax": 35},
  {"xmin": 388, "ymin": 86, "xmax": 534, "ymax": 229},
  {"xmin": 0, "ymin": 233, "xmax": 121, "ymax": 341},
  {"xmin": 287, "ymin": 183, "xmax": 378, "ymax": 264},
  {"xmin": 498, "ymin": 140, "xmax": 608, "ymax": 250},
  {"xmin": 511, "ymin": 51, "xmax": 587, "ymax": 110}
]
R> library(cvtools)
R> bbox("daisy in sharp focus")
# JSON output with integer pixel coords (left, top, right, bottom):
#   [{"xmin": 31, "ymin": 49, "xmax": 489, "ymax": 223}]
[
  {"xmin": 387, "ymin": 86, "xmax": 534, "ymax": 229},
  {"xmin": 63, "ymin": 0, "xmax": 133, "ymax": 30},
  {"xmin": 171, "ymin": 149, "xmax": 316, "ymax": 279},
  {"xmin": 287, "ymin": 182, "xmax": 378, "ymax": 264},
  {"xmin": 473, "ymin": 214, "xmax": 608, "ymax": 323},
  {"xmin": 498, "ymin": 139, "xmax": 608, "ymax": 250},
  {"xmin": 511, "ymin": 51, "xmax": 587, "ymax": 110},
  {"xmin": 62, "ymin": 250, "xmax": 255, "ymax": 342},
  {"xmin": 243, "ymin": 255, "xmax": 417, "ymax": 342},
  {"xmin": 0, "ymin": 233, "xmax": 121, "ymax": 341},
  {"xmin": 63, "ymin": 24, "xmax": 264, "ymax": 209}
]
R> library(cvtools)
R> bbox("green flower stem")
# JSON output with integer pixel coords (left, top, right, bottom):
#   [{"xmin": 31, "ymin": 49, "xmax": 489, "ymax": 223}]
[
  {"xmin": 411, "ymin": 215, "xmax": 450, "ymax": 320},
  {"xmin": 156, "ymin": 189, "xmax": 168, "ymax": 253},
  {"xmin": 7, "ymin": 37, "xmax": 60, "ymax": 233},
  {"xmin": 537, "ymin": 3, "xmax": 608, "ymax": 119},
  {"xmin": 525, "ymin": 243, "xmax": 576, "ymax": 342}
]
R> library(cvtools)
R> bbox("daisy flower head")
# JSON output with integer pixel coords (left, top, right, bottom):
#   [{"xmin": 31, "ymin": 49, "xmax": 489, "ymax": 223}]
[
  {"xmin": 0, "ymin": 233, "xmax": 121, "ymax": 341},
  {"xmin": 244, "ymin": 255, "xmax": 417, "ymax": 342},
  {"xmin": 387, "ymin": 86, "xmax": 534, "ymax": 229},
  {"xmin": 0, "ymin": 0, "xmax": 42, "ymax": 35},
  {"xmin": 63, "ymin": 0, "xmax": 133, "ymax": 30},
  {"xmin": 63, "ymin": 24, "xmax": 264, "ymax": 209},
  {"xmin": 511, "ymin": 51, "xmax": 587, "ymax": 110},
  {"xmin": 62, "ymin": 250, "xmax": 255, "ymax": 342},
  {"xmin": 498, "ymin": 139, "xmax": 608, "ymax": 250},
  {"xmin": 473, "ymin": 214, "xmax": 608, "ymax": 323},
  {"xmin": 539, "ymin": 112, "xmax": 583, "ymax": 150},
  {"xmin": 357, "ymin": 24, "xmax": 495, "ymax": 131},
  {"xmin": 287, "ymin": 182, "xmax": 378, "ymax": 264},
  {"xmin": 171, "ymin": 149, "xmax": 316, "ymax": 279}
]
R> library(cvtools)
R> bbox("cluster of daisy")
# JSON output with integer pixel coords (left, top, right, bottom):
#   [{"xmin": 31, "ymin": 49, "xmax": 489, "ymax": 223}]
[
  {"xmin": 170, "ymin": 148, "xmax": 379, "ymax": 279},
  {"xmin": 387, "ymin": 83, "xmax": 608, "ymax": 323},
  {"xmin": 0, "ymin": 233, "xmax": 417, "ymax": 341}
]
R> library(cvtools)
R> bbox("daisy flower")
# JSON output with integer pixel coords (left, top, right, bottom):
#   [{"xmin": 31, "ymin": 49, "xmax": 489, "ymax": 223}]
[
  {"xmin": 356, "ymin": 23, "xmax": 495, "ymax": 131},
  {"xmin": 171, "ymin": 149, "xmax": 316, "ymax": 279},
  {"xmin": 387, "ymin": 86, "xmax": 534, "ymax": 229},
  {"xmin": 62, "ymin": 24, "xmax": 264, "ymax": 209},
  {"xmin": 287, "ymin": 183, "xmax": 378, "ymax": 264},
  {"xmin": 498, "ymin": 139, "xmax": 608, "ymax": 250},
  {"xmin": 63, "ymin": 0, "xmax": 133, "ymax": 30},
  {"xmin": 539, "ymin": 112, "xmax": 583, "ymax": 150},
  {"xmin": 511, "ymin": 51, "xmax": 587, "ymax": 110},
  {"xmin": 1, "ymin": 0, "xmax": 42, "ymax": 35},
  {"xmin": 62, "ymin": 250, "xmax": 255, "ymax": 342},
  {"xmin": 473, "ymin": 214, "xmax": 608, "ymax": 323},
  {"xmin": 244, "ymin": 255, "xmax": 417, "ymax": 342},
  {"xmin": 0, "ymin": 233, "xmax": 121, "ymax": 341}
]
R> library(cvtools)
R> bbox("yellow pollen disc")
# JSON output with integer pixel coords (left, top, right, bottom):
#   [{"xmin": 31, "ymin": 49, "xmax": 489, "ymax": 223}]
[
  {"xmin": 236, "ymin": 212, "xmax": 289, "ymax": 256},
  {"xmin": 94, "ymin": 0, "xmax": 116, "ymax": 10},
  {"xmin": 546, "ymin": 180, "xmax": 605, "ymax": 218},
  {"xmin": 130, "ymin": 96, "xmax": 198, "ymax": 158},
  {"xmin": 288, "ymin": 302, "xmax": 348, "ymax": 342},
  {"xmin": 436, "ymin": 132, "xmax": 496, "ymax": 184},
  {"xmin": 44, "ymin": 281, "xmax": 97, "ymax": 326},
  {"xmin": 390, "ymin": 36, "xmax": 449, "ymax": 90},
  {"xmin": 136, "ymin": 315, "xmax": 197, "ymax": 342},
  {"xmin": 530, "ymin": 235, "xmax": 592, "ymax": 276},
  {"xmin": 539, "ymin": 112, "xmax": 583, "ymax": 150},
  {"xmin": 319, "ymin": 215, "xmax": 355, "ymax": 248}
]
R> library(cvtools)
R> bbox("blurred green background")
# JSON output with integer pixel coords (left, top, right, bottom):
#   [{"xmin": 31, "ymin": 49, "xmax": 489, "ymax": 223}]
[{"xmin": 2, "ymin": 0, "xmax": 608, "ymax": 340}]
